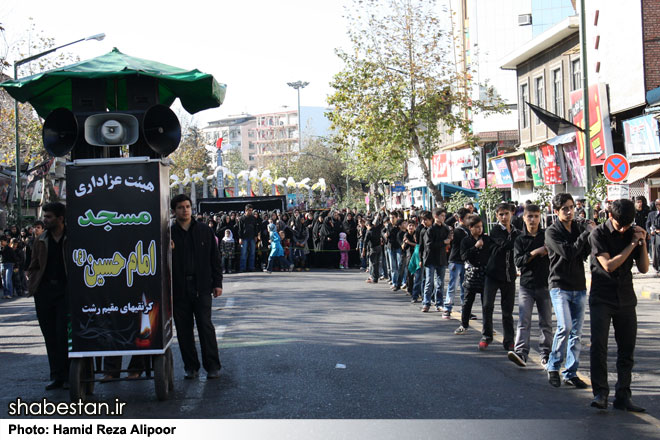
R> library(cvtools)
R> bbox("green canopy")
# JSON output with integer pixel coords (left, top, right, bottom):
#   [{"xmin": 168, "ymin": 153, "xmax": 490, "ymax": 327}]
[{"xmin": 0, "ymin": 47, "xmax": 226, "ymax": 118}]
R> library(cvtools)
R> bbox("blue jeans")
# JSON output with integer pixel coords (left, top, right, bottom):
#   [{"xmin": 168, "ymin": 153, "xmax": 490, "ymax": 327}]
[
  {"xmin": 422, "ymin": 264, "xmax": 446, "ymax": 307},
  {"xmin": 240, "ymin": 238, "xmax": 256, "ymax": 271},
  {"xmin": 2, "ymin": 263, "xmax": 13, "ymax": 297},
  {"xmin": 358, "ymin": 241, "xmax": 367, "ymax": 269},
  {"xmin": 444, "ymin": 262, "xmax": 465, "ymax": 312},
  {"xmin": 388, "ymin": 248, "xmax": 402, "ymax": 286},
  {"xmin": 548, "ymin": 288, "xmax": 587, "ymax": 379}
]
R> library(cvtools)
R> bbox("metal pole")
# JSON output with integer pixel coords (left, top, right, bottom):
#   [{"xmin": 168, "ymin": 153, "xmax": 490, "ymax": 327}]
[
  {"xmin": 580, "ymin": 0, "xmax": 592, "ymax": 218},
  {"xmin": 13, "ymin": 64, "xmax": 22, "ymax": 228},
  {"xmin": 297, "ymin": 88, "xmax": 302, "ymax": 152}
]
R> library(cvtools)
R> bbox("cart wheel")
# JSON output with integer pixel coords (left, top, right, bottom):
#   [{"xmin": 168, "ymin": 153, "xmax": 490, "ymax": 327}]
[
  {"xmin": 69, "ymin": 358, "xmax": 94, "ymax": 402},
  {"xmin": 153, "ymin": 354, "xmax": 169, "ymax": 401},
  {"xmin": 166, "ymin": 348, "xmax": 174, "ymax": 392}
]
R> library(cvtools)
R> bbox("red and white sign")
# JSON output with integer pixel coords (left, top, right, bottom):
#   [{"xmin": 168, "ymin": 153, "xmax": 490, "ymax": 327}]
[
  {"xmin": 540, "ymin": 144, "xmax": 563, "ymax": 185},
  {"xmin": 431, "ymin": 152, "xmax": 450, "ymax": 182},
  {"xmin": 509, "ymin": 157, "xmax": 528, "ymax": 182},
  {"xmin": 603, "ymin": 153, "xmax": 630, "ymax": 183}
]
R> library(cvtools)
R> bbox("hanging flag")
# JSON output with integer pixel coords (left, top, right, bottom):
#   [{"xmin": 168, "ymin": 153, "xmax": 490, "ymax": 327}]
[
  {"xmin": 225, "ymin": 188, "xmax": 233, "ymax": 197},
  {"xmin": 216, "ymin": 137, "xmax": 223, "ymax": 149},
  {"xmin": 526, "ymin": 101, "xmax": 583, "ymax": 135}
]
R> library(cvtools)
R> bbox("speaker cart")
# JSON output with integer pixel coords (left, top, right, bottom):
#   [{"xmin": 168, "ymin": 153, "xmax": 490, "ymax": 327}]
[
  {"xmin": 0, "ymin": 49, "xmax": 226, "ymax": 402},
  {"xmin": 66, "ymin": 157, "xmax": 176, "ymax": 401}
]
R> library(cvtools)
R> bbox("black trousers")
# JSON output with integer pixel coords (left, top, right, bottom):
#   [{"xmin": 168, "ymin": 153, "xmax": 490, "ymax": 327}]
[
  {"xmin": 590, "ymin": 302, "xmax": 637, "ymax": 400},
  {"xmin": 173, "ymin": 286, "xmax": 221, "ymax": 373},
  {"xmin": 34, "ymin": 289, "xmax": 69, "ymax": 382},
  {"xmin": 461, "ymin": 287, "xmax": 483, "ymax": 328},
  {"xmin": 482, "ymin": 277, "xmax": 516, "ymax": 347}
]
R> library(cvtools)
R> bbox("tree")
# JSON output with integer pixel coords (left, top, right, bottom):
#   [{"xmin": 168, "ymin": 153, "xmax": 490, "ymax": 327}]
[
  {"xmin": 327, "ymin": 0, "xmax": 506, "ymax": 206},
  {"xmin": 0, "ymin": 19, "xmax": 81, "ymax": 169},
  {"xmin": 223, "ymin": 147, "xmax": 248, "ymax": 175},
  {"xmin": 169, "ymin": 112, "xmax": 210, "ymax": 181}
]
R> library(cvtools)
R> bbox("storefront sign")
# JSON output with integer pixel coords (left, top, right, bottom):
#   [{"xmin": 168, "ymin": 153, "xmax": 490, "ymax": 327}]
[
  {"xmin": 524, "ymin": 150, "xmax": 544, "ymax": 187},
  {"xmin": 562, "ymin": 142, "xmax": 586, "ymax": 187},
  {"xmin": 569, "ymin": 83, "xmax": 614, "ymax": 166},
  {"xmin": 623, "ymin": 114, "xmax": 660, "ymax": 162},
  {"xmin": 493, "ymin": 158, "xmax": 514, "ymax": 185},
  {"xmin": 509, "ymin": 157, "xmax": 528, "ymax": 182},
  {"xmin": 539, "ymin": 144, "xmax": 563, "ymax": 185},
  {"xmin": 431, "ymin": 152, "xmax": 451, "ymax": 182}
]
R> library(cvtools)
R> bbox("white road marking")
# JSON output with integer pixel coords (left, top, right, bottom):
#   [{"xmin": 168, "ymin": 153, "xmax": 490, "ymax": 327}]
[{"xmin": 215, "ymin": 325, "xmax": 226, "ymax": 340}]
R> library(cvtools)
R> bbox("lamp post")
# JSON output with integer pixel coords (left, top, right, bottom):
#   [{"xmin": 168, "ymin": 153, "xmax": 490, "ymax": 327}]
[
  {"xmin": 287, "ymin": 81, "xmax": 309, "ymax": 153},
  {"xmin": 13, "ymin": 32, "xmax": 105, "ymax": 227}
]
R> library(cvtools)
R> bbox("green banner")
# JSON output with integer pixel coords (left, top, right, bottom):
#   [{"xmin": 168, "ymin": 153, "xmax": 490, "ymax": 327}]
[{"xmin": 525, "ymin": 150, "xmax": 543, "ymax": 187}]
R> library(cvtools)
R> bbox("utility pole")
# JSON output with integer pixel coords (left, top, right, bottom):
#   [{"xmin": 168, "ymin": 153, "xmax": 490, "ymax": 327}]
[{"xmin": 580, "ymin": 0, "xmax": 592, "ymax": 219}]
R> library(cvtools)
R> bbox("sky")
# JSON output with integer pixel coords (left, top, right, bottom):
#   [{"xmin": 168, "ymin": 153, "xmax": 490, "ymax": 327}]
[{"xmin": 0, "ymin": 0, "xmax": 352, "ymax": 127}]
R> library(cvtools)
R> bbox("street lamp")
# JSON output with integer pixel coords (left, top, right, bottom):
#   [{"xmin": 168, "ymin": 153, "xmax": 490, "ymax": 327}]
[
  {"xmin": 287, "ymin": 80, "xmax": 309, "ymax": 153},
  {"xmin": 13, "ymin": 32, "xmax": 105, "ymax": 227}
]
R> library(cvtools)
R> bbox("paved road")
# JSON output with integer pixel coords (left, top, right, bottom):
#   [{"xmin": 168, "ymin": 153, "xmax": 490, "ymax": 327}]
[{"xmin": 1, "ymin": 269, "xmax": 659, "ymax": 438}]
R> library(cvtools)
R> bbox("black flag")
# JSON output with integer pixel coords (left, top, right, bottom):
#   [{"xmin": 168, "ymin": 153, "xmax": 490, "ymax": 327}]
[{"xmin": 526, "ymin": 101, "xmax": 584, "ymax": 135}]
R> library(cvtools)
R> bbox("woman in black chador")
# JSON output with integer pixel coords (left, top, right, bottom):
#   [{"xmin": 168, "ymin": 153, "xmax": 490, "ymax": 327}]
[{"xmin": 319, "ymin": 215, "xmax": 338, "ymax": 268}]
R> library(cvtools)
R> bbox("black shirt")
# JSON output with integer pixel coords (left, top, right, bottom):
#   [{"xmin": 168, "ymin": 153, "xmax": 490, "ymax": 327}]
[
  {"xmin": 42, "ymin": 234, "xmax": 67, "ymax": 287},
  {"xmin": 448, "ymin": 225, "xmax": 468, "ymax": 263},
  {"xmin": 514, "ymin": 229, "xmax": 549, "ymax": 289},
  {"xmin": 545, "ymin": 220, "xmax": 591, "ymax": 291},
  {"xmin": 420, "ymin": 222, "xmax": 450, "ymax": 267},
  {"xmin": 589, "ymin": 219, "xmax": 641, "ymax": 307}
]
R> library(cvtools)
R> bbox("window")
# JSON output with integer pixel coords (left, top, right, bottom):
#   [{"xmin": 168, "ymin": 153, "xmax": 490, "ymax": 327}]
[
  {"xmin": 249, "ymin": 142, "xmax": 255, "ymax": 150},
  {"xmin": 520, "ymin": 83, "xmax": 529, "ymax": 129},
  {"xmin": 534, "ymin": 76, "xmax": 545, "ymax": 124},
  {"xmin": 248, "ymin": 155, "xmax": 255, "ymax": 162},
  {"xmin": 552, "ymin": 68, "xmax": 563, "ymax": 118},
  {"xmin": 571, "ymin": 58, "xmax": 581, "ymax": 91}
]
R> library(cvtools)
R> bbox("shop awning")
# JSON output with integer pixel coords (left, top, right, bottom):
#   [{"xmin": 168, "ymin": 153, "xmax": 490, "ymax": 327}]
[
  {"xmin": 437, "ymin": 182, "xmax": 479, "ymax": 199},
  {"xmin": 547, "ymin": 132, "xmax": 576, "ymax": 146},
  {"xmin": 624, "ymin": 162, "xmax": 660, "ymax": 184}
]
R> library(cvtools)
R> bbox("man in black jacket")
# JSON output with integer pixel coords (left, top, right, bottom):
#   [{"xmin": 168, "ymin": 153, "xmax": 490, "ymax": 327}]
[
  {"xmin": 545, "ymin": 193, "xmax": 594, "ymax": 389},
  {"xmin": 237, "ymin": 204, "xmax": 259, "ymax": 272},
  {"xmin": 481, "ymin": 203, "xmax": 521, "ymax": 351},
  {"xmin": 589, "ymin": 199, "xmax": 648, "ymax": 412},
  {"xmin": 443, "ymin": 208, "xmax": 470, "ymax": 319},
  {"xmin": 645, "ymin": 199, "xmax": 660, "ymax": 275},
  {"xmin": 419, "ymin": 208, "xmax": 451, "ymax": 313},
  {"xmin": 508, "ymin": 204, "xmax": 552, "ymax": 368},
  {"xmin": 171, "ymin": 194, "xmax": 223, "ymax": 380}
]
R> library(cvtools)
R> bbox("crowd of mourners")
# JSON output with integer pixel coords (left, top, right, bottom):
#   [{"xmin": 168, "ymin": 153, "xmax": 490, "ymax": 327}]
[
  {"xmin": 195, "ymin": 194, "xmax": 653, "ymax": 412},
  {"xmin": 2, "ymin": 193, "xmax": 656, "ymax": 411}
]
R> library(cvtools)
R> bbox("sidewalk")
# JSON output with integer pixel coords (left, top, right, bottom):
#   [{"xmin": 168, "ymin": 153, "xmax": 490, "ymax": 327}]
[{"xmin": 584, "ymin": 265, "xmax": 660, "ymax": 301}]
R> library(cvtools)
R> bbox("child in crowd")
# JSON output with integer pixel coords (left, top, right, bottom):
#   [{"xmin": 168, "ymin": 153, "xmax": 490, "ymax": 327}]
[
  {"xmin": 338, "ymin": 232, "xmax": 350, "ymax": 269},
  {"xmin": 264, "ymin": 223, "xmax": 291, "ymax": 273},
  {"xmin": 221, "ymin": 229, "xmax": 235, "ymax": 274},
  {"xmin": 455, "ymin": 214, "xmax": 491, "ymax": 335}
]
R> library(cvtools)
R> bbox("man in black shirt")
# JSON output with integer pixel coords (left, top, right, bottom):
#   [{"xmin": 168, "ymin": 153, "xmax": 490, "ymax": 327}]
[
  {"xmin": 481, "ymin": 203, "xmax": 521, "ymax": 351},
  {"xmin": 589, "ymin": 199, "xmax": 648, "ymax": 412},
  {"xmin": 171, "ymin": 194, "xmax": 223, "ymax": 380},
  {"xmin": 545, "ymin": 193, "xmax": 595, "ymax": 389},
  {"xmin": 27, "ymin": 202, "xmax": 69, "ymax": 390},
  {"xmin": 237, "ymin": 204, "xmax": 259, "ymax": 272},
  {"xmin": 443, "ymin": 208, "xmax": 470, "ymax": 319},
  {"xmin": 419, "ymin": 208, "xmax": 451, "ymax": 313},
  {"xmin": 508, "ymin": 204, "xmax": 552, "ymax": 368}
]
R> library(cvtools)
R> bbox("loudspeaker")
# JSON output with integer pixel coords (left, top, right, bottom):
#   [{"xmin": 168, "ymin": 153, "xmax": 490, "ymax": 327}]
[
  {"xmin": 42, "ymin": 108, "xmax": 79, "ymax": 157},
  {"xmin": 84, "ymin": 113, "xmax": 140, "ymax": 147},
  {"xmin": 141, "ymin": 104, "xmax": 181, "ymax": 157}
]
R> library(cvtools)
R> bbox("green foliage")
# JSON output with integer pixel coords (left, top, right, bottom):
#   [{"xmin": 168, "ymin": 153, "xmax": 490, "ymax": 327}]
[
  {"xmin": 326, "ymin": 0, "xmax": 507, "ymax": 201},
  {"xmin": 223, "ymin": 147, "xmax": 248, "ymax": 175},
  {"xmin": 445, "ymin": 191, "xmax": 471, "ymax": 214},
  {"xmin": 0, "ymin": 19, "xmax": 81, "ymax": 169},
  {"xmin": 169, "ymin": 114, "xmax": 210, "ymax": 180},
  {"xmin": 478, "ymin": 185, "xmax": 503, "ymax": 224},
  {"xmin": 531, "ymin": 185, "xmax": 553, "ymax": 211},
  {"xmin": 585, "ymin": 174, "xmax": 608, "ymax": 210}
]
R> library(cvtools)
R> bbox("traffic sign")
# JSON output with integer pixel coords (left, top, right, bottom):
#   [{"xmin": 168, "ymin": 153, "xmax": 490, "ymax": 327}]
[
  {"xmin": 603, "ymin": 153, "xmax": 629, "ymax": 183},
  {"xmin": 607, "ymin": 184, "xmax": 630, "ymax": 201}
]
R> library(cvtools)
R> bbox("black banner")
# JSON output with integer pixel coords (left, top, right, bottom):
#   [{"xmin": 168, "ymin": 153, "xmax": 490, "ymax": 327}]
[{"xmin": 66, "ymin": 160, "xmax": 172, "ymax": 356}]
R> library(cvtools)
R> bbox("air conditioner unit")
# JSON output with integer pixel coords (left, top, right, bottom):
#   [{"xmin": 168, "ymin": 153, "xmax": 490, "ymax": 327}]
[{"xmin": 518, "ymin": 14, "xmax": 532, "ymax": 26}]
